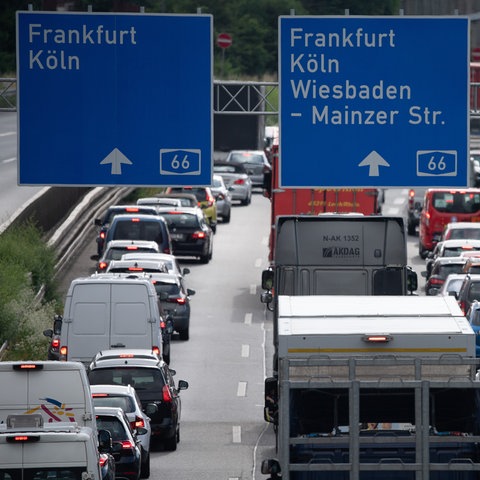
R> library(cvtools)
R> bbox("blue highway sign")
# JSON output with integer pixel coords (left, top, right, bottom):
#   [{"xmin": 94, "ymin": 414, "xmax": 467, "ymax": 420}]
[
  {"xmin": 17, "ymin": 11, "xmax": 212, "ymax": 186},
  {"xmin": 279, "ymin": 16, "xmax": 470, "ymax": 188}
]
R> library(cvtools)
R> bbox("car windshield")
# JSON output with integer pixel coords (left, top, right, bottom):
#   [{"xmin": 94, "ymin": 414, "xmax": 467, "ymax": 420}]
[
  {"xmin": 92, "ymin": 394, "xmax": 135, "ymax": 413},
  {"xmin": 229, "ymin": 152, "xmax": 265, "ymax": 164},
  {"xmin": 89, "ymin": 367, "xmax": 165, "ymax": 392}
]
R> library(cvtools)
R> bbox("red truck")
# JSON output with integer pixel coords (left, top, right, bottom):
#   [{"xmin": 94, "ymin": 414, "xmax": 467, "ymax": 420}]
[{"xmin": 262, "ymin": 141, "xmax": 382, "ymax": 261}]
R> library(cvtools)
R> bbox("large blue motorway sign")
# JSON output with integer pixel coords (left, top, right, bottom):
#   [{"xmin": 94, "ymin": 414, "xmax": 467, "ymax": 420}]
[
  {"xmin": 16, "ymin": 12, "xmax": 212, "ymax": 186},
  {"xmin": 279, "ymin": 16, "xmax": 470, "ymax": 188}
]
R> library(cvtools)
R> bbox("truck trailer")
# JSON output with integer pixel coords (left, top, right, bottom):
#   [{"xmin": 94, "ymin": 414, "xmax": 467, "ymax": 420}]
[{"xmin": 262, "ymin": 295, "xmax": 480, "ymax": 480}]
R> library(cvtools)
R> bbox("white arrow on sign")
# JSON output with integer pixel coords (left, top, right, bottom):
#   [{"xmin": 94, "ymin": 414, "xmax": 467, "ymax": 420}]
[
  {"xmin": 358, "ymin": 150, "xmax": 390, "ymax": 176},
  {"xmin": 100, "ymin": 148, "xmax": 133, "ymax": 175}
]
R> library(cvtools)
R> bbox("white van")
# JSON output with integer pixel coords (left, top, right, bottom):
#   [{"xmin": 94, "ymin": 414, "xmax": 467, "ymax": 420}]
[
  {"xmin": 0, "ymin": 361, "xmax": 95, "ymax": 429},
  {"xmin": 59, "ymin": 275, "xmax": 163, "ymax": 365},
  {"xmin": 0, "ymin": 361, "xmax": 110, "ymax": 480}
]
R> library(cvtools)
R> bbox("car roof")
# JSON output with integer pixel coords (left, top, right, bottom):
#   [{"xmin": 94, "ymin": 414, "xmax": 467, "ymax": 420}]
[
  {"xmin": 90, "ymin": 349, "xmax": 164, "ymax": 369},
  {"xmin": 102, "ymin": 240, "xmax": 160, "ymax": 253},
  {"xmin": 91, "ymin": 383, "xmax": 137, "ymax": 397}
]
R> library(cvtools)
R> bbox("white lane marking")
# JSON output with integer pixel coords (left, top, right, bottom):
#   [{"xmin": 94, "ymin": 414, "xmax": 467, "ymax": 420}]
[
  {"xmin": 2, "ymin": 157, "xmax": 16, "ymax": 164},
  {"xmin": 0, "ymin": 132, "xmax": 15, "ymax": 137},
  {"xmin": 250, "ymin": 284, "xmax": 256, "ymax": 294},
  {"xmin": 244, "ymin": 313, "xmax": 252, "ymax": 325},
  {"xmin": 241, "ymin": 344, "xmax": 250, "ymax": 358},
  {"xmin": 232, "ymin": 425, "xmax": 241, "ymax": 443},
  {"xmin": 237, "ymin": 381, "xmax": 247, "ymax": 397}
]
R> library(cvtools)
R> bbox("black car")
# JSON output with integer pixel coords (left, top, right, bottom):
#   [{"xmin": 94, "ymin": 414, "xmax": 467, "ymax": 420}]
[
  {"xmin": 406, "ymin": 188, "xmax": 426, "ymax": 236},
  {"xmin": 95, "ymin": 406, "xmax": 142, "ymax": 480},
  {"xmin": 155, "ymin": 207, "xmax": 213, "ymax": 263},
  {"xmin": 43, "ymin": 314, "xmax": 63, "ymax": 360},
  {"xmin": 94, "ymin": 205, "xmax": 159, "ymax": 257},
  {"xmin": 88, "ymin": 349, "xmax": 189, "ymax": 451}
]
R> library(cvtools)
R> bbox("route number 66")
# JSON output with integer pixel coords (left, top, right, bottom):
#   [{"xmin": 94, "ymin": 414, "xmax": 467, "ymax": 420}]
[
  {"xmin": 160, "ymin": 149, "xmax": 201, "ymax": 175},
  {"xmin": 417, "ymin": 150, "xmax": 457, "ymax": 176}
]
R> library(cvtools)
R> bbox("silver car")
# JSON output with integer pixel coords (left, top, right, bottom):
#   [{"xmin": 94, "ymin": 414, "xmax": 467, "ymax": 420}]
[
  {"xmin": 91, "ymin": 384, "xmax": 152, "ymax": 478},
  {"xmin": 225, "ymin": 149, "xmax": 270, "ymax": 188},
  {"xmin": 211, "ymin": 174, "xmax": 232, "ymax": 223},
  {"xmin": 213, "ymin": 161, "xmax": 252, "ymax": 205}
]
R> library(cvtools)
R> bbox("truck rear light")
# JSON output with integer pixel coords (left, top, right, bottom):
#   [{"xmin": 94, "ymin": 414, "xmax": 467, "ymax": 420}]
[
  {"xmin": 13, "ymin": 363, "xmax": 43, "ymax": 371},
  {"xmin": 60, "ymin": 346, "xmax": 68, "ymax": 358},
  {"xmin": 152, "ymin": 346, "xmax": 160, "ymax": 356},
  {"xmin": 162, "ymin": 385, "xmax": 172, "ymax": 402},
  {"xmin": 362, "ymin": 335, "xmax": 392, "ymax": 343},
  {"xmin": 7, "ymin": 435, "xmax": 40, "ymax": 443}
]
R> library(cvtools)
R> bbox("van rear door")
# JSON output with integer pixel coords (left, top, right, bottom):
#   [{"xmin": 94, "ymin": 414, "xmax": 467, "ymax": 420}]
[{"xmin": 109, "ymin": 282, "xmax": 159, "ymax": 350}]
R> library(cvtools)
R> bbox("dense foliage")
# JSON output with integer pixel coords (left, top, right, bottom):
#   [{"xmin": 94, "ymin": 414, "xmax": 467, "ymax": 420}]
[
  {"xmin": 0, "ymin": 222, "xmax": 59, "ymax": 360},
  {"xmin": 0, "ymin": 0, "xmax": 400, "ymax": 76}
]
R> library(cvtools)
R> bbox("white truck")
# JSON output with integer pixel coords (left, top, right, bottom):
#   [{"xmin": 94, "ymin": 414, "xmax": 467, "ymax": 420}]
[
  {"xmin": 0, "ymin": 361, "xmax": 111, "ymax": 480},
  {"xmin": 262, "ymin": 295, "xmax": 480, "ymax": 480}
]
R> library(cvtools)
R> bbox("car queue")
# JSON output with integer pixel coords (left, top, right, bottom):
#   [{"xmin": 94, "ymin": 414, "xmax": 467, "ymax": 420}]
[{"xmin": 39, "ymin": 181, "xmax": 258, "ymax": 479}]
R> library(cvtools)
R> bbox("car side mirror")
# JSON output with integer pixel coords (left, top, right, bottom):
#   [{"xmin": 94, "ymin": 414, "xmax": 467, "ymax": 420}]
[
  {"xmin": 182, "ymin": 267, "xmax": 190, "ymax": 275},
  {"xmin": 178, "ymin": 380, "xmax": 189, "ymax": 390},
  {"xmin": 407, "ymin": 268, "xmax": 418, "ymax": 293},
  {"xmin": 43, "ymin": 329, "xmax": 53, "ymax": 338},
  {"xmin": 187, "ymin": 288, "xmax": 196, "ymax": 296},
  {"xmin": 94, "ymin": 218, "xmax": 102, "ymax": 227}
]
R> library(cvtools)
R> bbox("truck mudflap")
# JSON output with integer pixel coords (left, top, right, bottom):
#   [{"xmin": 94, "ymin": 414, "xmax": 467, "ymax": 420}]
[{"xmin": 268, "ymin": 356, "xmax": 480, "ymax": 480}]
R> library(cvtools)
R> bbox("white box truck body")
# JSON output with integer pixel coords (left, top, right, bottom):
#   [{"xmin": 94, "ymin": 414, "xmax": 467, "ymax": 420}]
[
  {"xmin": 263, "ymin": 295, "xmax": 480, "ymax": 480},
  {"xmin": 59, "ymin": 276, "xmax": 163, "ymax": 365}
]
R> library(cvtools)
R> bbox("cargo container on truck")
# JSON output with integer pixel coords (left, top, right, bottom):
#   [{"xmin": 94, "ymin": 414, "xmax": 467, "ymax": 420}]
[{"xmin": 262, "ymin": 295, "xmax": 480, "ymax": 480}]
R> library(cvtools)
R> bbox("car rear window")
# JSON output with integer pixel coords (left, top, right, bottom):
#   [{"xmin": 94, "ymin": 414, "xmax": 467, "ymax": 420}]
[
  {"xmin": 152, "ymin": 281, "xmax": 181, "ymax": 297},
  {"xmin": 106, "ymin": 247, "xmax": 158, "ymax": 261},
  {"xmin": 159, "ymin": 213, "xmax": 199, "ymax": 229},
  {"xmin": 112, "ymin": 220, "xmax": 164, "ymax": 243},
  {"xmin": 229, "ymin": 152, "xmax": 265, "ymax": 164},
  {"xmin": 432, "ymin": 192, "xmax": 480, "ymax": 214},
  {"xmin": 437, "ymin": 264, "xmax": 465, "ymax": 277},
  {"xmin": 447, "ymin": 228, "xmax": 480, "ymax": 240},
  {"xmin": 89, "ymin": 367, "xmax": 165, "ymax": 392},
  {"xmin": 95, "ymin": 416, "xmax": 128, "ymax": 441},
  {"xmin": 92, "ymin": 394, "xmax": 135, "ymax": 413}
]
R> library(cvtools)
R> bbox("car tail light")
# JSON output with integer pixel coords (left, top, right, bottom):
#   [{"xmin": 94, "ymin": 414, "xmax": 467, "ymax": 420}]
[
  {"xmin": 408, "ymin": 189, "xmax": 415, "ymax": 208},
  {"xmin": 206, "ymin": 191, "xmax": 215, "ymax": 207},
  {"xmin": 192, "ymin": 231, "xmax": 206, "ymax": 239},
  {"xmin": 175, "ymin": 297, "xmax": 186, "ymax": 305},
  {"xmin": 131, "ymin": 218, "xmax": 140, "ymax": 223},
  {"xmin": 131, "ymin": 416, "xmax": 145, "ymax": 430},
  {"xmin": 429, "ymin": 277, "xmax": 444, "ymax": 286},
  {"xmin": 60, "ymin": 346, "xmax": 68, "ymax": 358},
  {"xmin": 126, "ymin": 207, "xmax": 140, "ymax": 213},
  {"xmin": 127, "ymin": 267, "xmax": 144, "ymax": 271},
  {"xmin": 100, "ymin": 231, "xmax": 106, "ymax": 240},
  {"xmin": 425, "ymin": 211, "xmax": 431, "ymax": 228},
  {"xmin": 92, "ymin": 393, "xmax": 109, "ymax": 397},
  {"xmin": 234, "ymin": 179, "xmax": 245, "ymax": 185},
  {"xmin": 51, "ymin": 338, "xmax": 60, "ymax": 348},
  {"xmin": 163, "ymin": 246, "xmax": 171, "ymax": 254},
  {"xmin": 121, "ymin": 440, "xmax": 135, "ymax": 449},
  {"xmin": 12, "ymin": 363, "xmax": 44, "ymax": 371},
  {"xmin": 162, "ymin": 385, "xmax": 172, "ymax": 402},
  {"xmin": 460, "ymin": 300, "xmax": 466, "ymax": 313},
  {"xmin": 99, "ymin": 455, "xmax": 108, "ymax": 467},
  {"xmin": 126, "ymin": 246, "xmax": 139, "ymax": 251},
  {"xmin": 160, "ymin": 319, "xmax": 166, "ymax": 328},
  {"xmin": 98, "ymin": 261, "xmax": 108, "ymax": 270},
  {"xmin": 152, "ymin": 346, "xmax": 160, "ymax": 356}
]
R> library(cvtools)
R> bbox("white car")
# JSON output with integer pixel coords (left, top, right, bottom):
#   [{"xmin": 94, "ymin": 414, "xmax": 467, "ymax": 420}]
[
  {"xmin": 91, "ymin": 383, "xmax": 153, "ymax": 478},
  {"xmin": 120, "ymin": 252, "xmax": 190, "ymax": 278},
  {"xmin": 437, "ymin": 273, "xmax": 467, "ymax": 297}
]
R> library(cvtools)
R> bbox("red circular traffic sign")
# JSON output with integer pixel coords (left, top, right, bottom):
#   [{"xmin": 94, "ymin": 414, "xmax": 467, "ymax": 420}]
[{"xmin": 217, "ymin": 33, "xmax": 232, "ymax": 49}]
